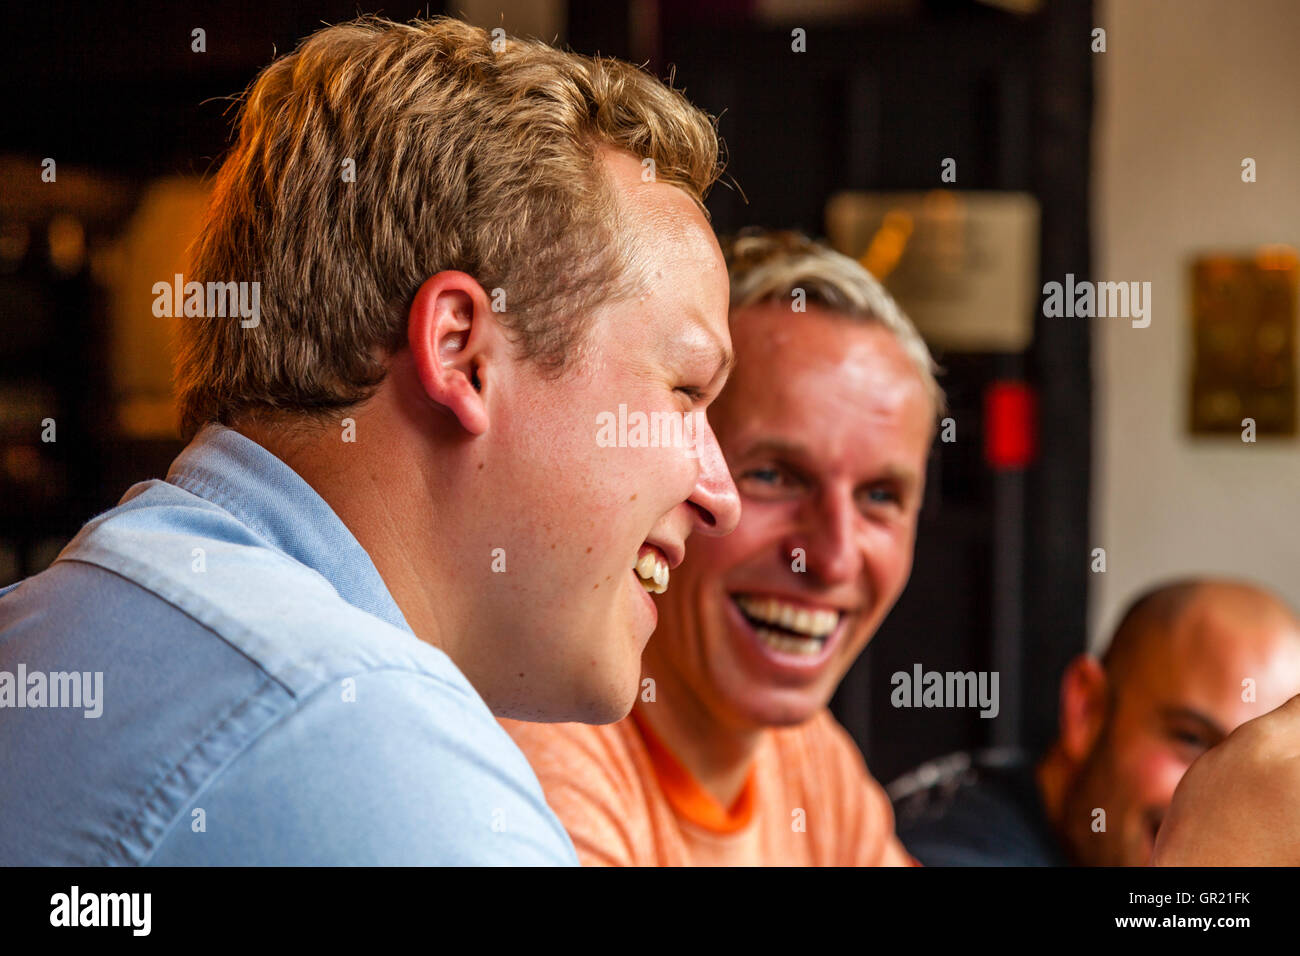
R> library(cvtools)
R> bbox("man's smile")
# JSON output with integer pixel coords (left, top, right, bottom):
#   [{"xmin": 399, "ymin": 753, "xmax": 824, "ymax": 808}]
[
  {"xmin": 727, "ymin": 590, "xmax": 852, "ymax": 671},
  {"xmin": 635, "ymin": 544, "xmax": 672, "ymax": 593}
]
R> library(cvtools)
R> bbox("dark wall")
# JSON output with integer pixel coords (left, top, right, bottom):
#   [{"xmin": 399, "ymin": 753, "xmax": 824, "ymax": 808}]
[{"xmin": 0, "ymin": 2, "xmax": 456, "ymax": 578}]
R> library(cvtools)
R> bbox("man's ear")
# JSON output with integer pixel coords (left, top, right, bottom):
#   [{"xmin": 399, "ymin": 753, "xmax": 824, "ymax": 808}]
[
  {"xmin": 1058, "ymin": 654, "xmax": 1109, "ymax": 762},
  {"xmin": 407, "ymin": 271, "xmax": 492, "ymax": 436}
]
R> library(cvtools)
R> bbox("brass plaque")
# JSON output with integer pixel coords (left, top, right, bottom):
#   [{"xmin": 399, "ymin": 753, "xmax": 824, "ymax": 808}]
[
  {"xmin": 825, "ymin": 190, "xmax": 1040, "ymax": 352},
  {"xmin": 1189, "ymin": 248, "xmax": 1298, "ymax": 437}
]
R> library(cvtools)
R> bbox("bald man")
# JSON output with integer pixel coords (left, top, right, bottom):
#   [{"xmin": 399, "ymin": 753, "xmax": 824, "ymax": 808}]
[
  {"xmin": 1154, "ymin": 692, "xmax": 1300, "ymax": 865},
  {"xmin": 892, "ymin": 578, "xmax": 1300, "ymax": 866}
]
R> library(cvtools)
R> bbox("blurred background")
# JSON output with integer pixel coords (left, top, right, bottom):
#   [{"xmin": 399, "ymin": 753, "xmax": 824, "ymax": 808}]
[{"xmin": 2, "ymin": 0, "xmax": 1297, "ymax": 782}]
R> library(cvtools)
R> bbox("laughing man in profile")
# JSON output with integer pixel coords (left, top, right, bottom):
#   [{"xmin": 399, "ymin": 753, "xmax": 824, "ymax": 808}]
[{"xmin": 0, "ymin": 16, "xmax": 740, "ymax": 865}]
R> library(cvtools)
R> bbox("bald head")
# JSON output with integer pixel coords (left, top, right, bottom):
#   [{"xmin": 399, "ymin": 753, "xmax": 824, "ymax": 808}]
[
  {"xmin": 1042, "ymin": 578, "xmax": 1300, "ymax": 866},
  {"xmin": 1102, "ymin": 579, "xmax": 1300, "ymax": 697}
]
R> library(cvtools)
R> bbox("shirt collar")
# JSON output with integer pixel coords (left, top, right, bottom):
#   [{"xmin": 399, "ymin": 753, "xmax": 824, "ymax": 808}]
[
  {"xmin": 629, "ymin": 706, "xmax": 757, "ymax": 834},
  {"xmin": 165, "ymin": 422, "xmax": 414, "ymax": 635}
]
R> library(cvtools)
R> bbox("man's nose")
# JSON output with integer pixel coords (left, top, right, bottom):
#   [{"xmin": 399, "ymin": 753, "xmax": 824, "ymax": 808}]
[
  {"xmin": 687, "ymin": 418, "xmax": 740, "ymax": 537},
  {"xmin": 784, "ymin": 488, "xmax": 862, "ymax": 585}
]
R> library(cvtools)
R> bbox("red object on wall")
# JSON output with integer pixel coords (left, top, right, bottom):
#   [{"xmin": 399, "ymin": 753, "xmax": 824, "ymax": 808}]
[{"xmin": 984, "ymin": 382, "xmax": 1038, "ymax": 470}]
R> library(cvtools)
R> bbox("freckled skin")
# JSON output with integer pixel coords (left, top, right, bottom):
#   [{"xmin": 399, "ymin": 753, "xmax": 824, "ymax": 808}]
[{"xmin": 455, "ymin": 149, "xmax": 740, "ymax": 723}]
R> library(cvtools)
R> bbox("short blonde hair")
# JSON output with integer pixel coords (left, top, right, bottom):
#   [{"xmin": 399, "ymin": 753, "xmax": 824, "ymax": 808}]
[
  {"xmin": 178, "ymin": 15, "xmax": 723, "ymax": 440},
  {"xmin": 721, "ymin": 228, "xmax": 945, "ymax": 416}
]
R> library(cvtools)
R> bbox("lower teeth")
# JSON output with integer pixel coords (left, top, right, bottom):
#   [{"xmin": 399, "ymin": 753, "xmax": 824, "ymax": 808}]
[
  {"xmin": 637, "ymin": 573, "xmax": 665, "ymax": 594},
  {"xmin": 754, "ymin": 626, "xmax": 823, "ymax": 656}
]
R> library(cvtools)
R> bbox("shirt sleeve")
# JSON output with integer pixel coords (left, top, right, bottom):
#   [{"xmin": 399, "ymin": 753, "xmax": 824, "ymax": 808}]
[
  {"xmin": 144, "ymin": 670, "xmax": 579, "ymax": 866},
  {"xmin": 501, "ymin": 719, "xmax": 650, "ymax": 867}
]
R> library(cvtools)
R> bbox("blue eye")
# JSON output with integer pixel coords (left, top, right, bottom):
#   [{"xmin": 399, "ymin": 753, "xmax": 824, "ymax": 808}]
[{"xmin": 738, "ymin": 463, "xmax": 805, "ymax": 496}]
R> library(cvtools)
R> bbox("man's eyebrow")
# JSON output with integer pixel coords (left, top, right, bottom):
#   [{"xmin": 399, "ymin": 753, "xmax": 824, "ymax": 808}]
[
  {"xmin": 742, "ymin": 437, "xmax": 811, "ymax": 460},
  {"xmin": 1160, "ymin": 706, "xmax": 1227, "ymax": 741}
]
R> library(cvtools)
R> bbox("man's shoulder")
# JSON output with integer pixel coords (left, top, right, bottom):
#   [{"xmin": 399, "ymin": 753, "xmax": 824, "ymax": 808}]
[
  {"xmin": 40, "ymin": 478, "xmax": 458, "ymax": 692},
  {"xmin": 0, "ymin": 490, "xmax": 575, "ymax": 865},
  {"xmin": 765, "ymin": 710, "xmax": 908, "ymax": 857},
  {"xmin": 889, "ymin": 748, "xmax": 1066, "ymax": 866},
  {"xmin": 143, "ymin": 665, "xmax": 577, "ymax": 865}
]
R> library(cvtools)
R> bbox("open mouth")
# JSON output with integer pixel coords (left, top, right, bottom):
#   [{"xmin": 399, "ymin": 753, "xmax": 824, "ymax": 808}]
[
  {"xmin": 732, "ymin": 593, "xmax": 843, "ymax": 657},
  {"xmin": 634, "ymin": 543, "xmax": 671, "ymax": 594}
]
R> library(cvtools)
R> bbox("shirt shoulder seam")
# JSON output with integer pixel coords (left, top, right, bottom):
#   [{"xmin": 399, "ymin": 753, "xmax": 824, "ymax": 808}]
[
  {"xmin": 53, "ymin": 557, "xmax": 300, "ymax": 699},
  {"xmin": 136, "ymin": 666, "xmax": 487, "ymax": 865}
]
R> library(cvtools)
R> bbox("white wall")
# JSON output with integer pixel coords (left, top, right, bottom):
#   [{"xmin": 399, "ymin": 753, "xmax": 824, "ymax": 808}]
[{"xmin": 1091, "ymin": 0, "xmax": 1300, "ymax": 648}]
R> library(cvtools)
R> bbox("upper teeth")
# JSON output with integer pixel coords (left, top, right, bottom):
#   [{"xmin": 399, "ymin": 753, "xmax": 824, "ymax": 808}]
[
  {"xmin": 735, "ymin": 595, "xmax": 839, "ymax": 638},
  {"xmin": 636, "ymin": 549, "xmax": 670, "ymax": 594}
]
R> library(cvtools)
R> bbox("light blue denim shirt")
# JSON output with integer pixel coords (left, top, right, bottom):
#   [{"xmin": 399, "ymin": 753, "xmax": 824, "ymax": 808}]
[{"xmin": 0, "ymin": 424, "xmax": 578, "ymax": 866}]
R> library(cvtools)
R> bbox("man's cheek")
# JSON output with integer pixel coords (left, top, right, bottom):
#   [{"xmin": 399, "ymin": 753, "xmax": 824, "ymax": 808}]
[
  {"xmin": 1128, "ymin": 744, "xmax": 1195, "ymax": 807},
  {"xmin": 868, "ymin": 535, "xmax": 914, "ymax": 611},
  {"xmin": 627, "ymin": 444, "xmax": 688, "ymax": 503},
  {"xmin": 696, "ymin": 518, "xmax": 767, "ymax": 568}
]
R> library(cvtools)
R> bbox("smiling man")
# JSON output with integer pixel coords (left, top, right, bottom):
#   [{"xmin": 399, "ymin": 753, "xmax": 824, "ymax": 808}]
[
  {"xmin": 0, "ymin": 16, "xmax": 738, "ymax": 865},
  {"xmin": 504, "ymin": 229, "xmax": 943, "ymax": 865},
  {"xmin": 894, "ymin": 578, "xmax": 1300, "ymax": 866},
  {"xmin": 1154, "ymin": 692, "xmax": 1300, "ymax": 866}
]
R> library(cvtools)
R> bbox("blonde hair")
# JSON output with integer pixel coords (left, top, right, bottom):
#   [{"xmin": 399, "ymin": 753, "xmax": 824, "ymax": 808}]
[
  {"xmin": 177, "ymin": 15, "xmax": 723, "ymax": 440},
  {"xmin": 721, "ymin": 228, "xmax": 945, "ymax": 416}
]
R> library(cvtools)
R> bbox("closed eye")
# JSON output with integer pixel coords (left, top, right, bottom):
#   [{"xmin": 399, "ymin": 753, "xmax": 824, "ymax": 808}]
[
  {"xmin": 1160, "ymin": 708, "xmax": 1226, "ymax": 755},
  {"xmin": 1170, "ymin": 728, "xmax": 1211, "ymax": 749}
]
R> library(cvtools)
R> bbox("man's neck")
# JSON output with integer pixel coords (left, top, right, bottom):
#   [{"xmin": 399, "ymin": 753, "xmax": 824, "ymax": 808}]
[
  {"xmin": 230, "ymin": 413, "xmax": 456, "ymax": 660},
  {"xmin": 634, "ymin": 647, "xmax": 764, "ymax": 809}
]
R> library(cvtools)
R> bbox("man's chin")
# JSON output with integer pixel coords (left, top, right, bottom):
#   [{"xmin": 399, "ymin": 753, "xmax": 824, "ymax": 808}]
[
  {"xmin": 724, "ymin": 684, "xmax": 828, "ymax": 729},
  {"xmin": 518, "ymin": 691, "xmax": 634, "ymax": 725},
  {"xmin": 577, "ymin": 684, "xmax": 640, "ymax": 725},
  {"xmin": 579, "ymin": 653, "xmax": 645, "ymax": 725},
  {"xmin": 493, "ymin": 659, "xmax": 640, "ymax": 724}
]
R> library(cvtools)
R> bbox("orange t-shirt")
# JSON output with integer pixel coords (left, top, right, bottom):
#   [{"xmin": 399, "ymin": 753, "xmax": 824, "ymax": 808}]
[{"xmin": 501, "ymin": 708, "xmax": 913, "ymax": 866}]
